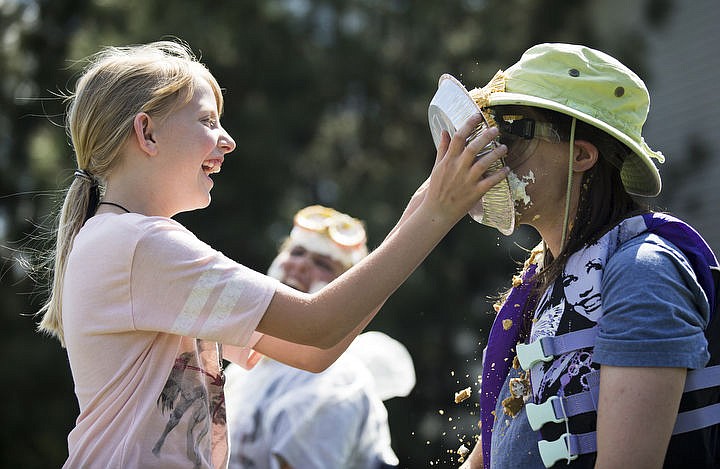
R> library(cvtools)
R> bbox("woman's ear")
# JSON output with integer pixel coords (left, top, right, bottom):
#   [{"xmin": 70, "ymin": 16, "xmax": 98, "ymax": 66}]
[
  {"xmin": 572, "ymin": 140, "xmax": 599, "ymax": 172},
  {"xmin": 132, "ymin": 113, "xmax": 158, "ymax": 156}
]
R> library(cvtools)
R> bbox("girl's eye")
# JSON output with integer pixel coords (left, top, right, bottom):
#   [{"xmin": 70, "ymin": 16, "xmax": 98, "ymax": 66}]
[{"xmin": 203, "ymin": 116, "xmax": 218, "ymax": 128}]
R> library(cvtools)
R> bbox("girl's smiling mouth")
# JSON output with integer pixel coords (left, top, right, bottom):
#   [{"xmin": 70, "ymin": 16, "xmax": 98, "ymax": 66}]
[{"xmin": 202, "ymin": 158, "xmax": 223, "ymax": 175}]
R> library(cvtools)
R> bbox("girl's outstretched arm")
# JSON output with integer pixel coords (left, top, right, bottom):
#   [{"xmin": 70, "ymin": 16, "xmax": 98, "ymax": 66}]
[
  {"xmin": 257, "ymin": 114, "xmax": 508, "ymax": 349},
  {"xmin": 249, "ymin": 179, "xmax": 431, "ymax": 371}
]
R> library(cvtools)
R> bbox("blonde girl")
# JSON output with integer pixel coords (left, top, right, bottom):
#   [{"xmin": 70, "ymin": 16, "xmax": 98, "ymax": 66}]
[{"xmin": 37, "ymin": 40, "xmax": 508, "ymax": 468}]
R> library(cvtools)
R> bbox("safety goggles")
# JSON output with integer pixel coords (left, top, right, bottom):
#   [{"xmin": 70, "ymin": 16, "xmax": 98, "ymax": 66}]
[
  {"xmin": 293, "ymin": 205, "xmax": 367, "ymax": 248},
  {"xmin": 494, "ymin": 114, "xmax": 558, "ymax": 169},
  {"xmin": 496, "ymin": 115, "xmax": 557, "ymax": 141}
]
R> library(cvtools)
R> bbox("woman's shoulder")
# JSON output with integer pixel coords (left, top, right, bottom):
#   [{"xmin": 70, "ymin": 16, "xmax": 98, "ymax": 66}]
[
  {"xmin": 611, "ymin": 231, "xmax": 693, "ymax": 274},
  {"xmin": 605, "ymin": 231, "xmax": 707, "ymax": 316}
]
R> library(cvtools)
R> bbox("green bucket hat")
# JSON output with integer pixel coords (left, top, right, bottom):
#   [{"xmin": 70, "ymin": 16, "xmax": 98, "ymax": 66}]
[{"xmin": 470, "ymin": 43, "xmax": 664, "ymax": 197}]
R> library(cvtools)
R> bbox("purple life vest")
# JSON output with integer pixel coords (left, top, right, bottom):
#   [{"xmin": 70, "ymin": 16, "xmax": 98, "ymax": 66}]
[{"xmin": 480, "ymin": 213, "xmax": 720, "ymax": 468}]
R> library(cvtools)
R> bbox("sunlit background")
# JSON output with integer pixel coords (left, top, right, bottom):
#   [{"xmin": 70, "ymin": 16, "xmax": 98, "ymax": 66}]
[{"xmin": 2, "ymin": 0, "xmax": 719, "ymax": 467}]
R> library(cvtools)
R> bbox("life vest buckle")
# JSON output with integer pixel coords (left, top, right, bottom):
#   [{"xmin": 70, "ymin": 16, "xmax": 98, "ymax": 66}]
[
  {"xmin": 526, "ymin": 396, "xmax": 566, "ymax": 430},
  {"xmin": 516, "ymin": 338, "xmax": 553, "ymax": 370},
  {"xmin": 537, "ymin": 432, "xmax": 578, "ymax": 468}
]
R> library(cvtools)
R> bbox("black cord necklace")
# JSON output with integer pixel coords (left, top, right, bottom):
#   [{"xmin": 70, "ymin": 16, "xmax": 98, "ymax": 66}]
[{"xmin": 98, "ymin": 201, "xmax": 131, "ymax": 213}]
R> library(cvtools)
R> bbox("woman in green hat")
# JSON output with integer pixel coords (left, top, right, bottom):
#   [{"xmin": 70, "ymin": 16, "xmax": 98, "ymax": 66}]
[{"xmin": 439, "ymin": 43, "xmax": 720, "ymax": 468}]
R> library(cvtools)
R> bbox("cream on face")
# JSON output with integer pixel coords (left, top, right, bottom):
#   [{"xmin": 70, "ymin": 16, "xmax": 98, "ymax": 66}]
[{"xmin": 507, "ymin": 169, "xmax": 535, "ymax": 208}]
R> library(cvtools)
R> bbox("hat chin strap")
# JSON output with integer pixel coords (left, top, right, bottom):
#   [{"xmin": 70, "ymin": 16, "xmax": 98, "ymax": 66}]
[{"xmin": 560, "ymin": 117, "xmax": 578, "ymax": 251}]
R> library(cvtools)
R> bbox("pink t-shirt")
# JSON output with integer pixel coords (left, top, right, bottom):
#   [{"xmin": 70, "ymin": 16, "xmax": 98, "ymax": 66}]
[{"xmin": 61, "ymin": 213, "xmax": 278, "ymax": 468}]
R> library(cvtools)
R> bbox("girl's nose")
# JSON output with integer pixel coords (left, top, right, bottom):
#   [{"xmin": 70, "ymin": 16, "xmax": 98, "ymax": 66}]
[{"xmin": 219, "ymin": 128, "xmax": 236, "ymax": 154}]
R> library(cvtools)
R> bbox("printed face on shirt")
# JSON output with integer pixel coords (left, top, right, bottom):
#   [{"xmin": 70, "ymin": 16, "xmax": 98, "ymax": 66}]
[
  {"xmin": 561, "ymin": 257, "xmax": 603, "ymax": 320},
  {"xmin": 151, "ymin": 77, "xmax": 236, "ymax": 215},
  {"xmin": 272, "ymin": 245, "xmax": 345, "ymax": 293}
]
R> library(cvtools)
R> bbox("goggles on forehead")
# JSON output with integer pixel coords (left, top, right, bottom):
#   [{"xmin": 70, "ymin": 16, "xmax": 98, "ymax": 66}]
[{"xmin": 293, "ymin": 205, "xmax": 367, "ymax": 248}]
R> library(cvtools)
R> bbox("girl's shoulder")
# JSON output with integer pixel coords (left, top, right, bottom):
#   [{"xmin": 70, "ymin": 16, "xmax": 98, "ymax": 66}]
[
  {"xmin": 87, "ymin": 213, "xmax": 195, "ymax": 241},
  {"xmin": 79, "ymin": 214, "xmax": 207, "ymax": 261}
]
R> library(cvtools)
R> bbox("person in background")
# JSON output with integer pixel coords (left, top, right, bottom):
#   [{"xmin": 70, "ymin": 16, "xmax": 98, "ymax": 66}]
[
  {"xmin": 225, "ymin": 205, "xmax": 416, "ymax": 469},
  {"xmin": 439, "ymin": 43, "xmax": 719, "ymax": 468},
  {"xmin": 35, "ymin": 39, "xmax": 508, "ymax": 468}
]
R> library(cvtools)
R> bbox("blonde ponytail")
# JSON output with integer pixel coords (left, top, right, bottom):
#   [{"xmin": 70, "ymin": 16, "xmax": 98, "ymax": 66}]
[{"xmin": 37, "ymin": 174, "xmax": 100, "ymax": 346}]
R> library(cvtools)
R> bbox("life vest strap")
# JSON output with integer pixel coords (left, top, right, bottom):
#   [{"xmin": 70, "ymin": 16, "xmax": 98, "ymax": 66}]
[
  {"xmin": 516, "ymin": 326, "xmax": 598, "ymax": 370},
  {"xmin": 674, "ymin": 402, "xmax": 720, "ymax": 434},
  {"xmin": 526, "ymin": 372, "xmax": 601, "ymax": 430},
  {"xmin": 532, "ymin": 365, "xmax": 720, "ymax": 466},
  {"xmin": 685, "ymin": 364, "xmax": 720, "ymax": 392}
]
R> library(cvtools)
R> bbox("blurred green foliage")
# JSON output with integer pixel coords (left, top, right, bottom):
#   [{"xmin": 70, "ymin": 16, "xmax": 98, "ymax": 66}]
[{"xmin": 0, "ymin": 0, "xmax": 670, "ymax": 466}]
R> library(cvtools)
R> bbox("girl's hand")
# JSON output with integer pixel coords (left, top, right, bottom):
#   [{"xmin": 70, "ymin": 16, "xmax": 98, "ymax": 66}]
[{"xmin": 423, "ymin": 113, "xmax": 508, "ymax": 224}]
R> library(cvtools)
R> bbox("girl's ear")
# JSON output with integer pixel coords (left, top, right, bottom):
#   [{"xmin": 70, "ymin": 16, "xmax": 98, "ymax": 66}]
[
  {"xmin": 573, "ymin": 139, "xmax": 599, "ymax": 172},
  {"xmin": 132, "ymin": 113, "xmax": 158, "ymax": 156}
]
